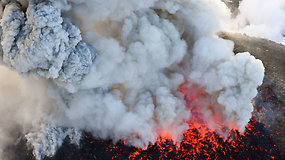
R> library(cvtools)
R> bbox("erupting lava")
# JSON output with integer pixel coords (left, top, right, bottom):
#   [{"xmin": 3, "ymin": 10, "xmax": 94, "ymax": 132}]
[{"xmin": 49, "ymin": 84, "xmax": 282, "ymax": 160}]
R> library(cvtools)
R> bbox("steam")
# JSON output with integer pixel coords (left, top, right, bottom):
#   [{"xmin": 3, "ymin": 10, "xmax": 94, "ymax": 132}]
[
  {"xmin": 234, "ymin": 0, "xmax": 285, "ymax": 44},
  {"xmin": 0, "ymin": 0, "xmax": 268, "ymax": 159}
]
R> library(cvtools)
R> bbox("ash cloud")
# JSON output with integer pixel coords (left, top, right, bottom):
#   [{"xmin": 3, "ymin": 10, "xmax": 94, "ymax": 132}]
[
  {"xmin": 0, "ymin": 1, "xmax": 94, "ymax": 92},
  {"xmin": 0, "ymin": 0, "xmax": 267, "ymax": 159}
]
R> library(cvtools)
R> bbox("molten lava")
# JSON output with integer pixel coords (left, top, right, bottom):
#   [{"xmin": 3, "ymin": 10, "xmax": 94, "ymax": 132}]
[{"xmin": 50, "ymin": 84, "xmax": 282, "ymax": 160}]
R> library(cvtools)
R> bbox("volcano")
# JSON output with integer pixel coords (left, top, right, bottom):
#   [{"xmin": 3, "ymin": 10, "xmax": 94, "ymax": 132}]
[{"xmin": 0, "ymin": 0, "xmax": 285, "ymax": 160}]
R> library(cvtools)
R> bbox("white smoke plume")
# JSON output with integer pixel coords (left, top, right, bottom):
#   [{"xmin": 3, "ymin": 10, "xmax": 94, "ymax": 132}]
[
  {"xmin": 234, "ymin": 0, "xmax": 285, "ymax": 44},
  {"xmin": 0, "ymin": 0, "xmax": 266, "ymax": 159}
]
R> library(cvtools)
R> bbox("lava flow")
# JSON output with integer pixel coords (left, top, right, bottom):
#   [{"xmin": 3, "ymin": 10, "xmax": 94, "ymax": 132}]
[{"xmin": 46, "ymin": 83, "xmax": 283, "ymax": 160}]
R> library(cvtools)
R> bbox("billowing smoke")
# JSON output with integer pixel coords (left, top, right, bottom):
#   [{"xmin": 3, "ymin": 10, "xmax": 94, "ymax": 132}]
[
  {"xmin": 0, "ymin": 0, "xmax": 271, "ymax": 159},
  {"xmin": 0, "ymin": 1, "xmax": 94, "ymax": 92}
]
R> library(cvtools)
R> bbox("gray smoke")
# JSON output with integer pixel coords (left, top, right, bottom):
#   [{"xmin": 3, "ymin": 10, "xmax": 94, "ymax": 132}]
[
  {"xmin": 26, "ymin": 123, "xmax": 81, "ymax": 160},
  {"xmin": 0, "ymin": 1, "xmax": 94, "ymax": 92},
  {"xmin": 0, "ymin": 0, "xmax": 268, "ymax": 159},
  {"xmin": 0, "ymin": 66, "xmax": 53, "ymax": 158}
]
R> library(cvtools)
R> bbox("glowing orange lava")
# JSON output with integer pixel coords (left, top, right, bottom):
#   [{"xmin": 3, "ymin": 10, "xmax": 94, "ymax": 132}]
[{"xmin": 76, "ymin": 85, "xmax": 281, "ymax": 160}]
